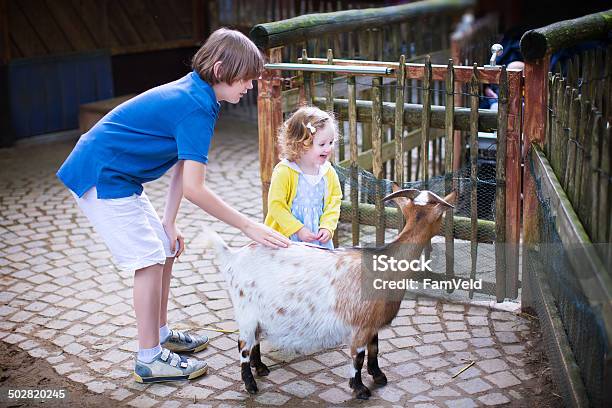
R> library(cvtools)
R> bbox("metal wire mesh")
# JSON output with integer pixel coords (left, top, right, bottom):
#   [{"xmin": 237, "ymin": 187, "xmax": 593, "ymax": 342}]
[
  {"xmin": 334, "ymin": 160, "xmax": 503, "ymax": 302},
  {"xmin": 527, "ymin": 154, "xmax": 608, "ymax": 407}
]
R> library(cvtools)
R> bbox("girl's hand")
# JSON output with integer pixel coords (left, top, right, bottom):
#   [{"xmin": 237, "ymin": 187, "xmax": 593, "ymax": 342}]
[
  {"xmin": 316, "ymin": 228, "xmax": 332, "ymax": 243},
  {"xmin": 296, "ymin": 226, "xmax": 317, "ymax": 243},
  {"xmin": 163, "ymin": 222, "xmax": 185, "ymax": 258},
  {"xmin": 242, "ymin": 221, "xmax": 291, "ymax": 249}
]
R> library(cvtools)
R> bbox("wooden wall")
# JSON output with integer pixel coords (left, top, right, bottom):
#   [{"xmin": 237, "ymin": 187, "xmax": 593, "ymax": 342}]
[{"xmin": 2, "ymin": 0, "xmax": 206, "ymax": 63}]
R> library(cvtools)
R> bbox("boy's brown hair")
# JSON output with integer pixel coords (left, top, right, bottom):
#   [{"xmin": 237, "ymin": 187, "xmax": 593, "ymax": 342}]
[
  {"xmin": 192, "ymin": 28, "xmax": 264, "ymax": 84},
  {"xmin": 278, "ymin": 106, "xmax": 338, "ymax": 162}
]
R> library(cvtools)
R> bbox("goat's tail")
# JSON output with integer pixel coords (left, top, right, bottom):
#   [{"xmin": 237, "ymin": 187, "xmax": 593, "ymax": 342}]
[{"xmin": 199, "ymin": 225, "xmax": 232, "ymax": 265}]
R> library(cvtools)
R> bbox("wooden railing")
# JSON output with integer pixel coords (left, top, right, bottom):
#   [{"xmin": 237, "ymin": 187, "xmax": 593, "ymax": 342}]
[{"xmin": 520, "ymin": 9, "xmax": 612, "ymax": 408}]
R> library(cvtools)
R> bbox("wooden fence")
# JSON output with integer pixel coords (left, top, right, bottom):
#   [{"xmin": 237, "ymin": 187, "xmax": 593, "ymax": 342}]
[
  {"xmin": 259, "ymin": 55, "xmax": 522, "ymax": 301},
  {"xmin": 520, "ymin": 9, "xmax": 612, "ymax": 408},
  {"xmin": 254, "ymin": 0, "xmax": 523, "ymax": 301}
]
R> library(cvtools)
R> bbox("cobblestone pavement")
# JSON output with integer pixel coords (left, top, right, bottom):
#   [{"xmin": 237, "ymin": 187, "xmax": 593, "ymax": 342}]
[{"xmin": 1, "ymin": 117, "xmax": 540, "ymax": 407}]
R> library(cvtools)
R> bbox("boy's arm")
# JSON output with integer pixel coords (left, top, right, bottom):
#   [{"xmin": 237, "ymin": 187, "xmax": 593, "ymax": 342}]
[
  {"xmin": 162, "ymin": 161, "xmax": 184, "ymax": 225},
  {"xmin": 182, "ymin": 160, "xmax": 290, "ymax": 248},
  {"xmin": 267, "ymin": 167, "xmax": 304, "ymax": 236},
  {"xmin": 319, "ymin": 170, "xmax": 343, "ymax": 233},
  {"xmin": 162, "ymin": 161, "xmax": 185, "ymax": 255}
]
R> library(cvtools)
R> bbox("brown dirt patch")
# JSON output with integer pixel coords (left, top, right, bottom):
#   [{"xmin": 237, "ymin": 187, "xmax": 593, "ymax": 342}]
[
  {"xmin": 0, "ymin": 342, "xmax": 123, "ymax": 407},
  {"xmin": 509, "ymin": 315, "xmax": 563, "ymax": 408}
]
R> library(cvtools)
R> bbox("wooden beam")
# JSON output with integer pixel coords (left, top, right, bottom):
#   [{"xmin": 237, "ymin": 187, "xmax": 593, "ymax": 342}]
[
  {"xmin": 371, "ymin": 76, "xmax": 384, "ymax": 245},
  {"xmin": 521, "ymin": 56, "xmax": 550, "ymax": 311},
  {"xmin": 258, "ymin": 47, "xmax": 283, "ymax": 219},
  {"xmin": 505, "ymin": 69, "xmax": 522, "ymax": 299},
  {"xmin": 496, "ymin": 66, "xmax": 508, "ymax": 302},
  {"xmin": 520, "ymin": 9, "xmax": 612, "ymax": 62},
  {"xmin": 293, "ymin": 97, "xmax": 499, "ymax": 132},
  {"xmin": 299, "ymin": 57, "xmax": 522, "ymax": 83},
  {"xmin": 249, "ymin": 0, "xmax": 475, "ymax": 49},
  {"xmin": 339, "ymin": 201, "xmax": 496, "ymax": 244}
]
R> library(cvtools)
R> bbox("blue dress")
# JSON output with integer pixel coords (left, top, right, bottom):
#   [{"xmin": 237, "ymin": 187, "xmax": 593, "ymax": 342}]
[{"xmin": 289, "ymin": 172, "xmax": 334, "ymax": 249}]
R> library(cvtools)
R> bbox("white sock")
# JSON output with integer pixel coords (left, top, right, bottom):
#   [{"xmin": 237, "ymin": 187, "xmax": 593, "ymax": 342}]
[
  {"xmin": 138, "ymin": 344, "xmax": 161, "ymax": 363},
  {"xmin": 159, "ymin": 324, "xmax": 171, "ymax": 343}
]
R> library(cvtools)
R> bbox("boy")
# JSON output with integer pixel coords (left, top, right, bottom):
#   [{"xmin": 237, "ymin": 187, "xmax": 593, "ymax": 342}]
[{"xmin": 57, "ymin": 28, "xmax": 290, "ymax": 383}]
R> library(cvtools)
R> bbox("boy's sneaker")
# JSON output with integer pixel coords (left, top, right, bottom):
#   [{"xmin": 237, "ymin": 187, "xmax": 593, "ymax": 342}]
[
  {"xmin": 162, "ymin": 329, "xmax": 209, "ymax": 353},
  {"xmin": 133, "ymin": 348, "xmax": 208, "ymax": 383}
]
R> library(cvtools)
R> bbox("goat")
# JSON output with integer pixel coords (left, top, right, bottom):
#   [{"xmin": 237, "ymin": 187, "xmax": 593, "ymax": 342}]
[{"xmin": 202, "ymin": 187, "xmax": 455, "ymax": 399}]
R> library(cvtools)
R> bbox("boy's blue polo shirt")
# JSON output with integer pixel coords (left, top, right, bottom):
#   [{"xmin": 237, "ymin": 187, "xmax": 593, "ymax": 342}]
[{"xmin": 57, "ymin": 71, "xmax": 220, "ymax": 199}]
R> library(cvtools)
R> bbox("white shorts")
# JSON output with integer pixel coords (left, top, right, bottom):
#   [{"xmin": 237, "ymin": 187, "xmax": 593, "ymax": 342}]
[{"xmin": 72, "ymin": 187, "xmax": 177, "ymax": 271}]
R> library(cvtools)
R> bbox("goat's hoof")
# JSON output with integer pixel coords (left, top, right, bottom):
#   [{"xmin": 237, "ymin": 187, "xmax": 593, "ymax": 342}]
[
  {"xmin": 254, "ymin": 363, "xmax": 270, "ymax": 377},
  {"xmin": 373, "ymin": 372, "xmax": 388, "ymax": 386},
  {"xmin": 349, "ymin": 379, "xmax": 371, "ymax": 399},
  {"xmin": 355, "ymin": 386, "xmax": 372, "ymax": 400},
  {"xmin": 244, "ymin": 381, "xmax": 258, "ymax": 394}
]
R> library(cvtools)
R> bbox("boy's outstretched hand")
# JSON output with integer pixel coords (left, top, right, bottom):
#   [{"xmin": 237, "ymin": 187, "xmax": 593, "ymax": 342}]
[{"xmin": 242, "ymin": 221, "xmax": 291, "ymax": 249}]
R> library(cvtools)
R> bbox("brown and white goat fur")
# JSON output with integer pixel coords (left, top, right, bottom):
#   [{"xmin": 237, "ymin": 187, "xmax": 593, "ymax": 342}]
[{"xmin": 202, "ymin": 188, "xmax": 455, "ymax": 399}]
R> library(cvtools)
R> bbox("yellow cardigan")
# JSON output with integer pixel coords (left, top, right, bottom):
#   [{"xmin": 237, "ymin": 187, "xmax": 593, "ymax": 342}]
[{"xmin": 264, "ymin": 160, "xmax": 342, "ymax": 237}]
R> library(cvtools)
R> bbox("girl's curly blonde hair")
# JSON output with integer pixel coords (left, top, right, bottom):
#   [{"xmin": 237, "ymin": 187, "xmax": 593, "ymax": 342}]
[{"xmin": 277, "ymin": 106, "xmax": 338, "ymax": 162}]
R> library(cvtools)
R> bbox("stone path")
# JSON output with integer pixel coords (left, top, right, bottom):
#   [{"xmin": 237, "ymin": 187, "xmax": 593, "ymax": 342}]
[{"xmin": 0, "ymin": 117, "xmax": 543, "ymax": 407}]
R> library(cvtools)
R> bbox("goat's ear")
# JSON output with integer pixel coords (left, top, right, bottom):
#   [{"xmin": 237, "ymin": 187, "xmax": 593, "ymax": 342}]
[{"xmin": 382, "ymin": 188, "xmax": 420, "ymax": 208}]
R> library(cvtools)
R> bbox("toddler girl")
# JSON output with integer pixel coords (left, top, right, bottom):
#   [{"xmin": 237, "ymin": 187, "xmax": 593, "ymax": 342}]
[{"xmin": 264, "ymin": 106, "xmax": 342, "ymax": 248}]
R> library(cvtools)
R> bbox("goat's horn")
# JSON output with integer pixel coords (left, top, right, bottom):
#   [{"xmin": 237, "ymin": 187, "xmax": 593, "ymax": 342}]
[
  {"xmin": 382, "ymin": 188, "xmax": 420, "ymax": 202},
  {"xmin": 422, "ymin": 191, "xmax": 455, "ymax": 208}
]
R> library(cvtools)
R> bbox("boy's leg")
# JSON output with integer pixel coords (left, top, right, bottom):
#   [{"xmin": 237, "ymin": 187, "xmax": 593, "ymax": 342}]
[
  {"xmin": 134, "ymin": 263, "xmax": 164, "ymax": 349},
  {"xmin": 159, "ymin": 256, "xmax": 175, "ymax": 328},
  {"xmin": 69, "ymin": 188, "xmax": 207, "ymax": 382},
  {"xmin": 158, "ymin": 255, "xmax": 210, "ymax": 353},
  {"xmin": 135, "ymin": 192, "xmax": 209, "ymax": 353}
]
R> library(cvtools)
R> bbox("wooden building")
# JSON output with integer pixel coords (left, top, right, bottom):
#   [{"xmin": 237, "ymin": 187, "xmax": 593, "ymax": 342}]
[{"xmin": 0, "ymin": 0, "xmax": 210, "ymax": 146}]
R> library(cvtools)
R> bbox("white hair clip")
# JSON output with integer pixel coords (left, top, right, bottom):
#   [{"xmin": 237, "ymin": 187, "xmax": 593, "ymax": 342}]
[{"xmin": 305, "ymin": 122, "xmax": 316, "ymax": 134}]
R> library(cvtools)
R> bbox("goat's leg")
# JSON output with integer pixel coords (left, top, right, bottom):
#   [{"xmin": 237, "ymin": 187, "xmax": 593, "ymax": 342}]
[
  {"xmin": 367, "ymin": 334, "xmax": 388, "ymax": 385},
  {"xmin": 348, "ymin": 345, "xmax": 371, "ymax": 399},
  {"xmin": 249, "ymin": 343, "xmax": 270, "ymax": 376},
  {"xmin": 237, "ymin": 337, "xmax": 258, "ymax": 394}
]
